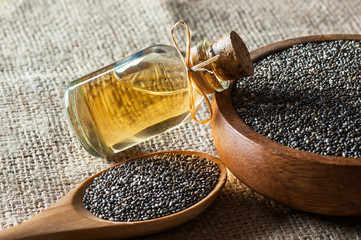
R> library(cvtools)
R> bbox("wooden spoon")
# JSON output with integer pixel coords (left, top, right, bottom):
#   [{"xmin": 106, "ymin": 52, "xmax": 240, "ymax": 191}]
[{"xmin": 0, "ymin": 150, "xmax": 227, "ymax": 240}]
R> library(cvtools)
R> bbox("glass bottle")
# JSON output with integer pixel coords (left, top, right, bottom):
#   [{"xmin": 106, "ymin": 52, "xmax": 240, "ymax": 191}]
[{"xmin": 65, "ymin": 31, "xmax": 253, "ymax": 158}]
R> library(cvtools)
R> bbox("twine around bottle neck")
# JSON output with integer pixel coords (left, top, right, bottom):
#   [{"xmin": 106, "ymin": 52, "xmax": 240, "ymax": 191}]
[{"xmin": 170, "ymin": 21, "xmax": 220, "ymax": 124}]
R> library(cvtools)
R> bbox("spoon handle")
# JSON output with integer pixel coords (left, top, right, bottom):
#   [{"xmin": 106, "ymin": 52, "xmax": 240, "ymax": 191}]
[{"xmin": 0, "ymin": 189, "xmax": 87, "ymax": 240}]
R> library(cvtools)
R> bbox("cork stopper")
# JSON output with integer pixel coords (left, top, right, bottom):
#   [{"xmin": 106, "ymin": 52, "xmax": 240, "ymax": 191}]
[
  {"xmin": 170, "ymin": 21, "xmax": 252, "ymax": 124},
  {"xmin": 208, "ymin": 31, "xmax": 253, "ymax": 81}
]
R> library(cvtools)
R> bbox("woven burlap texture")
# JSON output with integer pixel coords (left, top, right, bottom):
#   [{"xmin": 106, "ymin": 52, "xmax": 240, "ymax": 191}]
[{"xmin": 1, "ymin": 0, "xmax": 360, "ymax": 239}]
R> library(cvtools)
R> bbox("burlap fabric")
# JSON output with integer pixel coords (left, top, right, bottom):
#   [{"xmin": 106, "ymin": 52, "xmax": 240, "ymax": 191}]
[{"xmin": 1, "ymin": 0, "xmax": 360, "ymax": 239}]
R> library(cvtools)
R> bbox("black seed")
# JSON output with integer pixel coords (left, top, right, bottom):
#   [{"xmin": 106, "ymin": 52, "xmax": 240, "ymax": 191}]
[
  {"xmin": 82, "ymin": 153, "xmax": 219, "ymax": 221},
  {"xmin": 232, "ymin": 40, "xmax": 361, "ymax": 158}
]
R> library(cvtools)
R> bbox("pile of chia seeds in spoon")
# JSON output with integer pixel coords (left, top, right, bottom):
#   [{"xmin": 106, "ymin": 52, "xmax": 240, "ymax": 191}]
[
  {"xmin": 83, "ymin": 153, "xmax": 219, "ymax": 221},
  {"xmin": 232, "ymin": 40, "xmax": 361, "ymax": 158}
]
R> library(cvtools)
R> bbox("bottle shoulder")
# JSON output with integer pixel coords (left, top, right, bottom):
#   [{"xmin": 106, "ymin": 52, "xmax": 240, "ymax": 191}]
[{"xmin": 113, "ymin": 45, "xmax": 187, "ymax": 95}]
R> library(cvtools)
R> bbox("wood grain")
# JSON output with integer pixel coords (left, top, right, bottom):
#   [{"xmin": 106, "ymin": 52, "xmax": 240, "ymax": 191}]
[
  {"xmin": 0, "ymin": 151, "xmax": 227, "ymax": 240},
  {"xmin": 211, "ymin": 34, "xmax": 361, "ymax": 216}
]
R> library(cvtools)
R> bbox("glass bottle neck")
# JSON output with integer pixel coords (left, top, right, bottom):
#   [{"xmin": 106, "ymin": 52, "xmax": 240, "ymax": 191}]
[{"xmin": 190, "ymin": 40, "xmax": 230, "ymax": 95}]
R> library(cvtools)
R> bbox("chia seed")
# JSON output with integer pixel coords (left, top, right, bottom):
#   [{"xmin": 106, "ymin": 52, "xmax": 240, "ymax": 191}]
[
  {"xmin": 82, "ymin": 153, "xmax": 220, "ymax": 221},
  {"xmin": 232, "ymin": 40, "xmax": 361, "ymax": 158}
]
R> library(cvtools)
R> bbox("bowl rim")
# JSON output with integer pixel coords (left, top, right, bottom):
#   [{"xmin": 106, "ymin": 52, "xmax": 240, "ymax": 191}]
[{"xmin": 214, "ymin": 33, "xmax": 361, "ymax": 166}]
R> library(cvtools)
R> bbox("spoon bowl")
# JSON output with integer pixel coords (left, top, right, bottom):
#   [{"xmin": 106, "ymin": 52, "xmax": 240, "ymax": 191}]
[{"xmin": 0, "ymin": 150, "xmax": 227, "ymax": 240}]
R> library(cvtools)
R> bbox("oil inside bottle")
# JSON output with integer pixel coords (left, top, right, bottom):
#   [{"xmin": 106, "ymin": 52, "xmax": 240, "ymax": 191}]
[{"xmin": 65, "ymin": 45, "xmax": 201, "ymax": 157}]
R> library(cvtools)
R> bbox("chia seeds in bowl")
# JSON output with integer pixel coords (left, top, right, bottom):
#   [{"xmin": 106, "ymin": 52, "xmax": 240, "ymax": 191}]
[
  {"xmin": 82, "ymin": 153, "xmax": 220, "ymax": 222},
  {"xmin": 232, "ymin": 40, "xmax": 361, "ymax": 158}
]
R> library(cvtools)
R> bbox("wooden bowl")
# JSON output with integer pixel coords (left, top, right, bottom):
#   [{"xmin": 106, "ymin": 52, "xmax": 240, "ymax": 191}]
[{"xmin": 211, "ymin": 34, "xmax": 361, "ymax": 216}]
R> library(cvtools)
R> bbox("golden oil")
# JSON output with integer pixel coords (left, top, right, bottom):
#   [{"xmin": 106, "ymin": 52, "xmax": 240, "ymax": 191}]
[
  {"xmin": 65, "ymin": 45, "xmax": 201, "ymax": 157},
  {"xmin": 65, "ymin": 29, "xmax": 253, "ymax": 158}
]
